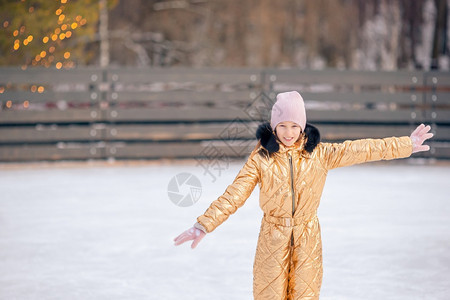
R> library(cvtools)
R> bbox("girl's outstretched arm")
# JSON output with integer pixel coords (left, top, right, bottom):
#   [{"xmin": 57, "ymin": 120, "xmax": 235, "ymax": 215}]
[
  {"xmin": 318, "ymin": 124, "xmax": 433, "ymax": 170},
  {"xmin": 174, "ymin": 225, "xmax": 206, "ymax": 249},
  {"xmin": 173, "ymin": 144, "xmax": 261, "ymax": 248},
  {"xmin": 410, "ymin": 124, "xmax": 434, "ymax": 153}
]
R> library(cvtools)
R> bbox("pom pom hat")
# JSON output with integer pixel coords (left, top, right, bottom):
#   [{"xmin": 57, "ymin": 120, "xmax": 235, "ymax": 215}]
[{"xmin": 270, "ymin": 91, "xmax": 307, "ymax": 132}]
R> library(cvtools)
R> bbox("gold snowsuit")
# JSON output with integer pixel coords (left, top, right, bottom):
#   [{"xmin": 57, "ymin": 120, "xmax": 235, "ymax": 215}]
[{"xmin": 197, "ymin": 136, "xmax": 412, "ymax": 300}]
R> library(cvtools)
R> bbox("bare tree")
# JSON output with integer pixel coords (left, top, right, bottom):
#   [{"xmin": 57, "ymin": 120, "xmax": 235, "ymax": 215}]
[
  {"xmin": 103, "ymin": 0, "xmax": 442, "ymax": 70},
  {"xmin": 431, "ymin": 0, "xmax": 448, "ymax": 69}
]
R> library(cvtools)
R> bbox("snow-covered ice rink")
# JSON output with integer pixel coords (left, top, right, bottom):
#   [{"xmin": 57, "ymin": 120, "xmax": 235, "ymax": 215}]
[{"xmin": 0, "ymin": 159, "xmax": 449, "ymax": 300}]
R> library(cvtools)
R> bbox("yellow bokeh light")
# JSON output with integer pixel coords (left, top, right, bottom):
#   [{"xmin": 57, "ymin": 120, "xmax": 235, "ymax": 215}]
[
  {"xmin": 51, "ymin": 34, "xmax": 58, "ymax": 41},
  {"xmin": 80, "ymin": 19, "xmax": 87, "ymax": 26},
  {"xmin": 23, "ymin": 40, "xmax": 29, "ymax": 46},
  {"xmin": 13, "ymin": 43, "xmax": 19, "ymax": 50},
  {"xmin": 59, "ymin": 33, "xmax": 65, "ymax": 40},
  {"xmin": 65, "ymin": 31, "xmax": 72, "ymax": 38},
  {"xmin": 40, "ymin": 51, "xmax": 47, "ymax": 58},
  {"xmin": 3, "ymin": 21, "xmax": 9, "ymax": 28},
  {"xmin": 49, "ymin": 46, "xmax": 55, "ymax": 53},
  {"xmin": 56, "ymin": 9, "xmax": 62, "ymax": 15},
  {"xmin": 56, "ymin": 62, "xmax": 62, "ymax": 69},
  {"xmin": 27, "ymin": 35, "xmax": 33, "ymax": 42},
  {"xmin": 6, "ymin": 101, "xmax": 12, "ymax": 108},
  {"xmin": 13, "ymin": 30, "xmax": 18, "ymax": 36},
  {"xmin": 71, "ymin": 22, "xmax": 78, "ymax": 29},
  {"xmin": 37, "ymin": 86, "xmax": 45, "ymax": 93},
  {"xmin": 61, "ymin": 24, "xmax": 67, "ymax": 30},
  {"xmin": 43, "ymin": 36, "xmax": 49, "ymax": 43},
  {"xmin": 76, "ymin": 15, "xmax": 82, "ymax": 22},
  {"xmin": 55, "ymin": 28, "xmax": 61, "ymax": 34},
  {"xmin": 59, "ymin": 15, "xmax": 65, "ymax": 22},
  {"xmin": 61, "ymin": 0, "xmax": 67, "ymax": 3},
  {"xmin": 31, "ymin": 85, "xmax": 37, "ymax": 92},
  {"xmin": 23, "ymin": 101, "xmax": 29, "ymax": 108},
  {"xmin": 35, "ymin": 55, "xmax": 41, "ymax": 62},
  {"xmin": 64, "ymin": 52, "xmax": 70, "ymax": 59},
  {"xmin": 14, "ymin": 39, "xmax": 19, "ymax": 44}
]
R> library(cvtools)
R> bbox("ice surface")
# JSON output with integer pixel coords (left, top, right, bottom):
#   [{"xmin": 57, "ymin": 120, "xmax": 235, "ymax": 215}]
[{"xmin": 0, "ymin": 160, "xmax": 449, "ymax": 300}]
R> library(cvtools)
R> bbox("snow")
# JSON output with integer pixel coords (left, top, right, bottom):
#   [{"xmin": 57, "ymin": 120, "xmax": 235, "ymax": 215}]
[{"xmin": 0, "ymin": 160, "xmax": 449, "ymax": 299}]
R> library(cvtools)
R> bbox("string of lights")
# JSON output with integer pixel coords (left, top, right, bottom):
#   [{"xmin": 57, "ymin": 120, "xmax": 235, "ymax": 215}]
[{"xmin": 4, "ymin": 0, "xmax": 90, "ymax": 70}]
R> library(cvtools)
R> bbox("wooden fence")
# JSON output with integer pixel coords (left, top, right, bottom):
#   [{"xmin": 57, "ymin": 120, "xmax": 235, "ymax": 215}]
[{"xmin": 0, "ymin": 67, "xmax": 449, "ymax": 162}]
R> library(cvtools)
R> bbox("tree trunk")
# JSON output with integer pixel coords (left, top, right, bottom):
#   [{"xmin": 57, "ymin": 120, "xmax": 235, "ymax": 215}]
[{"xmin": 431, "ymin": 0, "xmax": 448, "ymax": 69}]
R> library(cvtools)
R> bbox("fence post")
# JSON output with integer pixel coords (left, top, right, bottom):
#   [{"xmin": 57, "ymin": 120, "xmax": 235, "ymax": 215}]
[{"xmin": 427, "ymin": 72, "xmax": 438, "ymax": 159}]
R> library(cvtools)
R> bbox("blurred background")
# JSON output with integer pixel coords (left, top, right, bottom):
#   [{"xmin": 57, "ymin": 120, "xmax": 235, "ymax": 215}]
[
  {"xmin": 1, "ymin": 0, "xmax": 449, "ymax": 69},
  {"xmin": 0, "ymin": 0, "xmax": 449, "ymax": 162}
]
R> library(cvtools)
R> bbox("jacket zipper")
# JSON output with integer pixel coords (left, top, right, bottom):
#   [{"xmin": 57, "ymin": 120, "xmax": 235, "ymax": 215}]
[
  {"xmin": 288, "ymin": 152, "xmax": 295, "ymax": 246},
  {"xmin": 288, "ymin": 153, "xmax": 295, "ymax": 216}
]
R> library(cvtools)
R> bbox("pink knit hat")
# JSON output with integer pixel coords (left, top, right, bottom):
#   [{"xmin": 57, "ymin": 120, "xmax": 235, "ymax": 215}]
[{"xmin": 270, "ymin": 91, "xmax": 307, "ymax": 132}]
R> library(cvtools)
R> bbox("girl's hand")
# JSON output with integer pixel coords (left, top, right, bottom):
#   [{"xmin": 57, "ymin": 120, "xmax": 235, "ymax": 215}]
[
  {"xmin": 410, "ymin": 124, "xmax": 434, "ymax": 153},
  {"xmin": 174, "ymin": 227, "xmax": 206, "ymax": 249}
]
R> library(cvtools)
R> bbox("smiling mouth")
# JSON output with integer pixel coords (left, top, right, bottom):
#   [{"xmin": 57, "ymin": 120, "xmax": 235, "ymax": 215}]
[{"xmin": 284, "ymin": 137, "xmax": 293, "ymax": 141}]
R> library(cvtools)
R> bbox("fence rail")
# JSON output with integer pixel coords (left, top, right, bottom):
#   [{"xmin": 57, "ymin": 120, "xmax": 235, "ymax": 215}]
[{"xmin": 0, "ymin": 67, "xmax": 449, "ymax": 162}]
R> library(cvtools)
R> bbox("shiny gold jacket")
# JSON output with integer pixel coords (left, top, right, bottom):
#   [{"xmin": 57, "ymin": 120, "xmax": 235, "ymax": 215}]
[{"xmin": 197, "ymin": 125, "xmax": 413, "ymax": 233}]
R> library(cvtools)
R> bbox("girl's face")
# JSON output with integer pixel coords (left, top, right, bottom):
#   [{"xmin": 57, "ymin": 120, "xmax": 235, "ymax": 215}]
[{"xmin": 275, "ymin": 121, "xmax": 302, "ymax": 147}]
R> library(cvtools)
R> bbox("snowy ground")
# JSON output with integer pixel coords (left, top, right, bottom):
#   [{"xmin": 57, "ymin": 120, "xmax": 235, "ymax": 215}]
[{"xmin": 0, "ymin": 159, "xmax": 449, "ymax": 300}]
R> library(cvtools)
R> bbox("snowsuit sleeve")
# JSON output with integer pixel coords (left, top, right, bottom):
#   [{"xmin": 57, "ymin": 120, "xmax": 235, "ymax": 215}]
[
  {"xmin": 318, "ymin": 136, "xmax": 413, "ymax": 170},
  {"xmin": 196, "ymin": 145, "xmax": 261, "ymax": 233}
]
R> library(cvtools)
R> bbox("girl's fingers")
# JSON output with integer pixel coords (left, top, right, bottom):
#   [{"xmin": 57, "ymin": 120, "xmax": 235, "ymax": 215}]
[
  {"xmin": 191, "ymin": 238, "xmax": 200, "ymax": 249},
  {"xmin": 412, "ymin": 124, "xmax": 424, "ymax": 136},
  {"xmin": 174, "ymin": 232, "xmax": 192, "ymax": 245},
  {"xmin": 422, "ymin": 132, "xmax": 434, "ymax": 141},
  {"xmin": 191, "ymin": 234, "xmax": 204, "ymax": 249},
  {"xmin": 174, "ymin": 234, "xmax": 193, "ymax": 246},
  {"xmin": 174, "ymin": 235, "xmax": 185, "ymax": 244},
  {"xmin": 413, "ymin": 144, "xmax": 430, "ymax": 153},
  {"xmin": 173, "ymin": 234, "xmax": 184, "ymax": 244},
  {"xmin": 416, "ymin": 132, "xmax": 433, "ymax": 145},
  {"xmin": 418, "ymin": 145, "xmax": 430, "ymax": 152},
  {"xmin": 174, "ymin": 232, "xmax": 186, "ymax": 242},
  {"xmin": 410, "ymin": 125, "xmax": 433, "ymax": 153},
  {"xmin": 174, "ymin": 227, "xmax": 205, "ymax": 248},
  {"xmin": 418, "ymin": 125, "xmax": 431, "ymax": 135}
]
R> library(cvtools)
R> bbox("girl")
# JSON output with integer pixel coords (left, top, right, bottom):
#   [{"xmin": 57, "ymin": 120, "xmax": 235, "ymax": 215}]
[{"xmin": 174, "ymin": 91, "xmax": 433, "ymax": 300}]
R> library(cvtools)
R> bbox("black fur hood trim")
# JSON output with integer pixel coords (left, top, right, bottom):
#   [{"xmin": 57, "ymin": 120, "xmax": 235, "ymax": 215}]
[{"xmin": 256, "ymin": 122, "xmax": 320, "ymax": 156}]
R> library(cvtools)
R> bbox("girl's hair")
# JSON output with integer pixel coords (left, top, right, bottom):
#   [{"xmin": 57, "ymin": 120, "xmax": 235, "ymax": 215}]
[{"xmin": 256, "ymin": 122, "xmax": 320, "ymax": 159}]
